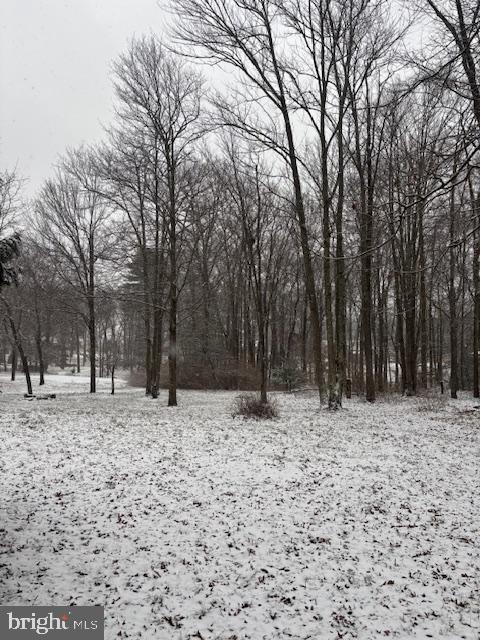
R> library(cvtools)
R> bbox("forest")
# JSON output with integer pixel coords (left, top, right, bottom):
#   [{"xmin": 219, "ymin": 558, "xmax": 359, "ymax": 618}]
[
  {"xmin": 1, "ymin": 0, "xmax": 480, "ymax": 410},
  {"xmin": 1, "ymin": 1, "xmax": 480, "ymax": 638}
]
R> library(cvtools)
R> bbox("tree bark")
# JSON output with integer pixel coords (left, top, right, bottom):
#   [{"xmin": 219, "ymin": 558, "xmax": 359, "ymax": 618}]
[
  {"xmin": 448, "ymin": 187, "xmax": 458, "ymax": 399},
  {"xmin": 473, "ymin": 198, "xmax": 480, "ymax": 397},
  {"xmin": 167, "ymin": 157, "xmax": 178, "ymax": 407},
  {"xmin": 11, "ymin": 346, "xmax": 16, "ymax": 381}
]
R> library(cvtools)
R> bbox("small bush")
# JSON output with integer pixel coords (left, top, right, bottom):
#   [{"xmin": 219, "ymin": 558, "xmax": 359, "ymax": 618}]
[
  {"xmin": 232, "ymin": 393, "xmax": 279, "ymax": 420},
  {"xmin": 416, "ymin": 395, "xmax": 448, "ymax": 413},
  {"xmin": 271, "ymin": 366, "xmax": 306, "ymax": 391}
]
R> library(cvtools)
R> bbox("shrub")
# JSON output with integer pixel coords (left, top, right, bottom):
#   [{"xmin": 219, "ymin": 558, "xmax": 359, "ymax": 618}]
[
  {"xmin": 232, "ymin": 393, "xmax": 279, "ymax": 419},
  {"xmin": 416, "ymin": 395, "xmax": 448, "ymax": 413},
  {"xmin": 271, "ymin": 365, "xmax": 306, "ymax": 391}
]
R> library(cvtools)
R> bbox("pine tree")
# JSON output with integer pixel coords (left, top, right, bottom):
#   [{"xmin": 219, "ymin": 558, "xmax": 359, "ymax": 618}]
[{"xmin": 0, "ymin": 232, "xmax": 21, "ymax": 289}]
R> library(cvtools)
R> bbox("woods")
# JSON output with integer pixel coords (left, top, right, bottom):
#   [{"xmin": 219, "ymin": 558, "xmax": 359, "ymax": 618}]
[
  {"xmin": 1, "ymin": 0, "xmax": 480, "ymax": 408},
  {"xmin": 2, "ymin": 3, "xmax": 480, "ymax": 637}
]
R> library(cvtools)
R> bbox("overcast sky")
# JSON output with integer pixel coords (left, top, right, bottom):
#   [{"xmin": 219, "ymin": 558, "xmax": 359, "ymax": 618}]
[
  {"xmin": 1, "ymin": 0, "xmax": 168, "ymax": 196},
  {"xmin": 1, "ymin": 1, "xmax": 429, "ymax": 200}
]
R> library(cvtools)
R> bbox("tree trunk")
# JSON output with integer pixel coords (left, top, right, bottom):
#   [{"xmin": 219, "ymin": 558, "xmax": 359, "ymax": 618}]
[
  {"xmin": 76, "ymin": 324, "xmax": 81, "ymax": 373},
  {"xmin": 419, "ymin": 208, "xmax": 428, "ymax": 389},
  {"xmin": 11, "ymin": 346, "xmax": 16, "ymax": 381},
  {"xmin": 449, "ymin": 192, "xmax": 458, "ymax": 400},
  {"xmin": 89, "ymin": 316, "xmax": 96, "ymax": 393},
  {"xmin": 35, "ymin": 332, "xmax": 45, "ymax": 386},
  {"xmin": 88, "ymin": 231, "xmax": 96, "ymax": 393},
  {"xmin": 168, "ymin": 279, "xmax": 177, "ymax": 406},
  {"xmin": 439, "ymin": 312, "xmax": 444, "ymax": 393},
  {"xmin": 473, "ymin": 200, "xmax": 480, "ymax": 398},
  {"xmin": 167, "ymin": 160, "xmax": 178, "ymax": 407}
]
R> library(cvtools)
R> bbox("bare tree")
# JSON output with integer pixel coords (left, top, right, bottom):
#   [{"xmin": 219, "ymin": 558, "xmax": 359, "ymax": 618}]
[
  {"xmin": 113, "ymin": 36, "xmax": 204, "ymax": 406},
  {"xmin": 173, "ymin": 0, "xmax": 325, "ymax": 402},
  {"xmin": 419, "ymin": 0, "xmax": 480, "ymax": 132},
  {"xmin": 34, "ymin": 149, "xmax": 113, "ymax": 393}
]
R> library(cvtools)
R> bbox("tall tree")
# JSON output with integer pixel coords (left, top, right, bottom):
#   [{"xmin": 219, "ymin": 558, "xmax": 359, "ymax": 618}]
[
  {"xmin": 174, "ymin": 0, "xmax": 325, "ymax": 402},
  {"xmin": 113, "ymin": 36, "xmax": 203, "ymax": 406},
  {"xmin": 34, "ymin": 149, "xmax": 113, "ymax": 393}
]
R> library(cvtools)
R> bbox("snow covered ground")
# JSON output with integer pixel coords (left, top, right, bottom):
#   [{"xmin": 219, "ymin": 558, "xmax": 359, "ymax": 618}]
[{"xmin": 0, "ymin": 373, "xmax": 479, "ymax": 639}]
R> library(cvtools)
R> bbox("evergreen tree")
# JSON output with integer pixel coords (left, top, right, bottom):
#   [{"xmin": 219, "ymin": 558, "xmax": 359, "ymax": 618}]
[{"xmin": 0, "ymin": 232, "xmax": 20, "ymax": 289}]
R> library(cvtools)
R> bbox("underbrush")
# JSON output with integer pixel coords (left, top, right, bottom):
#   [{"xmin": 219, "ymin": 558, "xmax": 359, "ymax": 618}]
[
  {"xmin": 416, "ymin": 395, "xmax": 448, "ymax": 413},
  {"xmin": 232, "ymin": 393, "xmax": 279, "ymax": 419}
]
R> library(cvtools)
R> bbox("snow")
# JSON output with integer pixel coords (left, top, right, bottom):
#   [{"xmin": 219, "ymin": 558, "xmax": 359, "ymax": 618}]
[{"xmin": 0, "ymin": 373, "xmax": 479, "ymax": 639}]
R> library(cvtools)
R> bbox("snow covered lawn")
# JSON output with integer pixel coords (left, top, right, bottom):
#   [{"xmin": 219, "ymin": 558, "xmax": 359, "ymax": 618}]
[{"xmin": 0, "ymin": 374, "xmax": 479, "ymax": 639}]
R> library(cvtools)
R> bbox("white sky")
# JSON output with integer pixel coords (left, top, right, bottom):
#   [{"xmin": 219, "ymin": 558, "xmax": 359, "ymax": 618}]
[
  {"xmin": 0, "ymin": 0, "xmax": 169, "ymax": 196},
  {"xmin": 1, "ymin": 1, "xmax": 430, "ymax": 200}
]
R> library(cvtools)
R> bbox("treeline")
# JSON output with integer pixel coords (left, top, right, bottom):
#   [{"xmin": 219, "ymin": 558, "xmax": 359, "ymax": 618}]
[{"xmin": 1, "ymin": 0, "xmax": 480, "ymax": 407}]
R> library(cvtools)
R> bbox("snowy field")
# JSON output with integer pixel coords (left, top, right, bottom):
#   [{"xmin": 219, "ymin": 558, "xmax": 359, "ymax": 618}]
[{"xmin": 0, "ymin": 373, "xmax": 479, "ymax": 639}]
